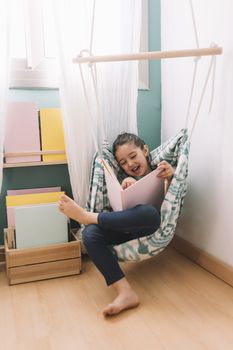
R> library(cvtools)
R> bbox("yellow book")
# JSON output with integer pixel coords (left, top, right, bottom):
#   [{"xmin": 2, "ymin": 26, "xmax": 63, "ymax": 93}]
[
  {"xmin": 6, "ymin": 191, "xmax": 64, "ymax": 207},
  {"xmin": 40, "ymin": 108, "xmax": 67, "ymax": 162}
]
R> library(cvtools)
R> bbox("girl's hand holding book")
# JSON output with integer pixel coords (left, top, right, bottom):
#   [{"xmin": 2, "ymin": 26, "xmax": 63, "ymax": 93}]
[
  {"xmin": 121, "ymin": 177, "xmax": 137, "ymax": 189},
  {"xmin": 156, "ymin": 161, "xmax": 174, "ymax": 181}
]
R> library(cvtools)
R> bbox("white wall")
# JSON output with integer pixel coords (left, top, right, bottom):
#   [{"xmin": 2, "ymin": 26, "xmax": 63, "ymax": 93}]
[{"xmin": 161, "ymin": 0, "xmax": 233, "ymax": 267}]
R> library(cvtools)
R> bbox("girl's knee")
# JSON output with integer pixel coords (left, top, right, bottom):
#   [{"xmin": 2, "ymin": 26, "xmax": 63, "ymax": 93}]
[
  {"xmin": 82, "ymin": 224, "xmax": 103, "ymax": 247},
  {"xmin": 138, "ymin": 204, "xmax": 161, "ymax": 227}
]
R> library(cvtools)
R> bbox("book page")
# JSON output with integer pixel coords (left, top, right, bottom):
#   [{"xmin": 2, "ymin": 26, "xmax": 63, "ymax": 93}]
[
  {"xmin": 102, "ymin": 160, "xmax": 123, "ymax": 211},
  {"xmin": 103, "ymin": 160, "xmax": 164, "ymax": 211},
  {"xmin": 121, "ymin": 168, "xmax": 164, "ymax": 210}
]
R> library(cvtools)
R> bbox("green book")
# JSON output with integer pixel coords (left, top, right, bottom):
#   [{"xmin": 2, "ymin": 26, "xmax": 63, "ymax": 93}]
[{"xmin": 14, "ymin": 203, "xmax": 68, "ymax": 249}]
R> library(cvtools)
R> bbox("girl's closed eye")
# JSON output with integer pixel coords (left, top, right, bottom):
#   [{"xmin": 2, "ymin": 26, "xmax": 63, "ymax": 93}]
[
  {"xmin": 130, "ymin": 154, "xmax": 136, "ymax": 159},
  {"xmin": 120, "ymin": 160, "xmax": 126, "ymax": 166}
]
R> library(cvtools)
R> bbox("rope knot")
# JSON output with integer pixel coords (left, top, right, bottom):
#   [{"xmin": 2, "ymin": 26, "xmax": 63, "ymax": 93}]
[{"xmin": 78, "ymin": 49, "xmax": 94, "ymax": 67}]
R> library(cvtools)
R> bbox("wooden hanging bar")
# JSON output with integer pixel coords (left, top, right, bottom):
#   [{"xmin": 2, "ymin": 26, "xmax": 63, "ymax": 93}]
[{"xmin": 73, "ymin": 46, "xmax": 222, "ymax": 64}]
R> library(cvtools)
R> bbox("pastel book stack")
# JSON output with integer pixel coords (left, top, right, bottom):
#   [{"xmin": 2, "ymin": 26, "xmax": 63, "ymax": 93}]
[
  {"xmin": 4, "ymin": 102, "xmax": 41, "ymax": 163},
  {"xmin": 5, "ymin": 187, "xmax": 67, "ymax": 249},
  {"xmin": 40, "ymin": 108, "xmax": 67, "ymax": 162},
  {"xmin": 6, "ymin": 189, "xmax": 64, "ymax": 228}
]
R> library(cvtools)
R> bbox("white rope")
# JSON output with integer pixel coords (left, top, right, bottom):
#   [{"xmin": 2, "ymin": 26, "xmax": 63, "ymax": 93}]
[
  {"xmin": 185, "ymin": 0, "xmax": 201, "ymax": 128},
  {"xmin": 89, "ymin": 63, "xmax": 107, "ymax": 143},
  {"xmin": 184, "ymin": 57, "xmax": 199, "ymax": 128},
  {"xmin": 79, "ymin": 0, "xmax": 107, "ymax": 149},
  {"xmin": 89, "ymin": 0, "xmax": 96, "ymax": 55},
  {"xmin": 209, "ymin": 48, "xmax": 217, "ymax": 113},
  {"xmin": 88, "ymin": 0, "xmax": 108, "ymax": 145},
  {"xmin": 189, "ymin": 55, "xmax": 215, "ymax": 141},
  {"xmin": 78, "ymin": 0, "xmax": 219, "ymax": 146},
  {"xmin": 186, "ymin": 2, "xmax": 218, "ymax": 139},
  {"xmin": 76, "ymin": 1, "xmax": 107, "ymax": 152},
  {"xmin": 78, "ymin": 52, "xmax": 98, "ymax": 151},
  {"xmin": 189, "ymin": 0, "xmax": 200, "ymax": 48}
]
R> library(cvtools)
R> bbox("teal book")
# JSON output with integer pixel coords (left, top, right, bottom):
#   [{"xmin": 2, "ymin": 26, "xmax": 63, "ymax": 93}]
[{"xmin": 14, "ymin": 203, "xmax": 68, "ymax": 249}]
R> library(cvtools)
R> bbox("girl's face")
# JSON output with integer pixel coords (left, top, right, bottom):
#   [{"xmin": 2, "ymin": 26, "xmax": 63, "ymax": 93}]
[{"xmin": 115, "ymin": 142, "xmax": 151, "ymax": 177}]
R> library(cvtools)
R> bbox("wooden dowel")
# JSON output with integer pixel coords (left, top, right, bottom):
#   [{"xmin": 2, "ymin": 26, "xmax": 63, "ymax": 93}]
[
  {"xmin": 4, "ymin": 150, "xmax": 66, "ymax": 158},
  {"xmin": 73, "ymin": 47, "xmax": 222, "ymax": 64}
]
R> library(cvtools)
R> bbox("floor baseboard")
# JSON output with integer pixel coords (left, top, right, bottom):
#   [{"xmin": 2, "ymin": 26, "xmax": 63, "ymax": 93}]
[{"xmin": 171, "ymin": 235, "xmax": 233, "ymax": 287}]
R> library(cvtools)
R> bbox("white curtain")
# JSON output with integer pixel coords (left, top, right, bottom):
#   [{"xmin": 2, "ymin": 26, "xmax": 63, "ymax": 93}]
[
  {"xmin": 0, "ymin": 0, "xmax": 11, "ymax": 193},
  {"xmin": 53, "ymin": 0, "xmax": 141, "ymax": 206},
  {"xmin": 161, "ymin": 0, "xmax": 233, "ymax": 266}
]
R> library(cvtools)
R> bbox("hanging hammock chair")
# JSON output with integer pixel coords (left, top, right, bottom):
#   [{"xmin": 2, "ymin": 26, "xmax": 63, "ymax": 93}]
[
  {"xmin": 79, "ymin": 49, "xmax": 216, "ymax": 262},
  {"xmin": 81, "ymin": 128, "xmax": 189, "ymax": 262}
]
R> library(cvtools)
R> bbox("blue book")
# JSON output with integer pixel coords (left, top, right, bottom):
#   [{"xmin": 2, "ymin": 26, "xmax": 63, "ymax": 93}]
[{"xmin": 14, "ymin": 203, "xmax": 68, "ymax": 249}]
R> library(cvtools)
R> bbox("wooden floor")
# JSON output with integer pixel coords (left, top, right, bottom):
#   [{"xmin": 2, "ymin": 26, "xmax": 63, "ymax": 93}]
[{"xmin": 0, "ymin": 247, "xmax": 233, "ymax": 350}]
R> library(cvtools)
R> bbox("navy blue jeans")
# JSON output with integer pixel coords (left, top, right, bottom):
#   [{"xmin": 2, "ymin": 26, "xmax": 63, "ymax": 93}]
[{"xmin": 82, "ymin": 204, "xmax": 160, "ymax": 286}]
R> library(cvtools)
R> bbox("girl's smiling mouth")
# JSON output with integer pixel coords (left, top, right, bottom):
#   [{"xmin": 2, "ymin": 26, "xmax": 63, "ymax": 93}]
[{"xmin": 131, "ymin": 165, "xmax": 141, "ymax": 175}]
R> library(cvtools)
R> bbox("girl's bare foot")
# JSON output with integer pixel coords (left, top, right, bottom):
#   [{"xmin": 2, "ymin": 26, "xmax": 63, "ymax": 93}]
[
  {"xmin": 58, "ymin": 194, "xmax": 98, "ymax": 225},
  {"xmin": 103, "ymin": 290, "xmax": 140, "ymax": 316},
  {"xmin": 103, "ymin": 278, "xmax": 140, "ymax": 316}
]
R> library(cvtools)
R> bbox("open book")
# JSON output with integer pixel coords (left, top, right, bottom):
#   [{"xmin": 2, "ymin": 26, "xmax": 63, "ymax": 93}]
[{"xmin": 102, "ymin": 159, "xmax": 165, "ymax": 211}]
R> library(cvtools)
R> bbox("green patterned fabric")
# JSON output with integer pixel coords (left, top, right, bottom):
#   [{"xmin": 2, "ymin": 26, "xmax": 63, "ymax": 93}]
[{"xmin": 83, "ymin": 128, "xmax": 190, "ymax": 262}]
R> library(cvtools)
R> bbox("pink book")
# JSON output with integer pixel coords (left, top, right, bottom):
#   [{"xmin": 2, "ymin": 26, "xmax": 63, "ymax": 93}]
[
  {"xmin": 102, "ymin": 160, "xmax": 165, "ymax": 211},
  {"xmin": 7, "ymin": 187, "xmax": 61, "ymax": 196},
  {"xmin": 4, "ymin": 102, "xmax": 41, "ymax": 163}
]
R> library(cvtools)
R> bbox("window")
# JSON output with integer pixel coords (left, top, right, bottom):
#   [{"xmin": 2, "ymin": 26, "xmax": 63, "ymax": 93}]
[
  {"xmin": 10, "ymin": 0, "xmax": 149, "ymax": 89},
  {"xmin": 10, "ymin": 0, "xmax": 58, "ymax": 88}
]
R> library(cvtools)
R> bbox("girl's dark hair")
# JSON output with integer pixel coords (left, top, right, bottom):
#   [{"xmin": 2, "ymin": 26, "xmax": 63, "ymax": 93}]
[{"xmin": 112, "ymin": 132, "xmax": 146, "ymax": 157}]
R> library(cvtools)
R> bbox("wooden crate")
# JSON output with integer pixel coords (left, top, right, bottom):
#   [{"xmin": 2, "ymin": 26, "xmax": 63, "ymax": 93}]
[{"xmin": 4, "ymin": 228, "xmax": 81, "ymax": 285}]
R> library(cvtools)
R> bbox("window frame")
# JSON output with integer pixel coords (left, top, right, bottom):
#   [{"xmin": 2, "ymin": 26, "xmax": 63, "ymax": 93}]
[{"xmin": 10, "ymin": 0, "xmax": 149, "ymax": 90}]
